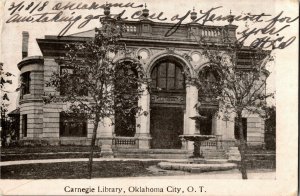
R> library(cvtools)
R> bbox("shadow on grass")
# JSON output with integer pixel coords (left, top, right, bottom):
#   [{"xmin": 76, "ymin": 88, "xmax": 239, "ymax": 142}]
[
  {"xmin": 1, "ymin": 146, "xmax": 101, "ymax": 154},
  {"xmin": 1, "ymin": 153, "xmax": 99, "ymax": 161},
  {"xmin": 1, "ymin": 161, "xmax": 159, "ymax": 179}
]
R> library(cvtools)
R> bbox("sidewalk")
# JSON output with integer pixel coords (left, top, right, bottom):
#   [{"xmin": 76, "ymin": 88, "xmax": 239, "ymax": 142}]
[
  {"xmin": 121, "ymin": 169, "xmax": 276, "ymax": 179},
  {"xmin": 145, "ymin": 164, "xmax": 275, "ymax": 179},
  {"xmin": 0, "ymin": 158, "xmax": 186, "ymax": 166}
]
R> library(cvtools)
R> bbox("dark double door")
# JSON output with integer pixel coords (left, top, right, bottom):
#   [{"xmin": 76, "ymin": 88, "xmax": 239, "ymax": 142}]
[{"xmin": 150, "ymin": 107, "xmax": 184, "ymax": 149}]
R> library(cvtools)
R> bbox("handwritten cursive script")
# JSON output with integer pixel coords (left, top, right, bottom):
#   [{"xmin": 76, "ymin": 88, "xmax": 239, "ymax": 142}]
[{"xmin": 5, "ymin": 1, "xmax": 299, "ymax": 49}]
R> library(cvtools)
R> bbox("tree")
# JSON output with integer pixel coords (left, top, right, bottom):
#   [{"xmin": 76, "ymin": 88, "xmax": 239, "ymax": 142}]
[
  {"xmin": 0, "ymin": 63, "xmax": 17, "ymax": 146},
  {"xmin": 45, "ymin": 20, "xmax": 145, "ymax": 179},
  {"xmin": 192, "ymin": 35, "xmax": 274, "ymax": 179}
]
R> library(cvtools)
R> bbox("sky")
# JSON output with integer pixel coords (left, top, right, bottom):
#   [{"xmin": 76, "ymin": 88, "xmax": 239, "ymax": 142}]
[{"xmin": 0, "ymin": 0, "xmax": 298, "ymax": 112}]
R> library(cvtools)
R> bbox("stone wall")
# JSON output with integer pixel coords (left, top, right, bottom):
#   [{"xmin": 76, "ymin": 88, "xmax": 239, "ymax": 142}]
[
  {"xmin": 247, "ymin": 116, "xmax": 265, "ymax": 146},
  {"xmin": 19, "ymin": 57, "xmax": 44, "ymax": 140},
  {"xmin": 41, "ymin": 57, "xmax": 94, "ymax": 145}
]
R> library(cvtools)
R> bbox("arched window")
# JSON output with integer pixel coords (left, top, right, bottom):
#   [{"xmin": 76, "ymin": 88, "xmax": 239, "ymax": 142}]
[
  {"xmin": 198, "ymin": 67, "xmax": 219, "ymax": 87},
  {"xmin": 198, "ymin": 67, "xmax": 220, "ymax": 103},
  {"xmin": 151, "ymin": 61, "xmax": 184, "ymax": 91},
  {"xmin": 114, "ymin": 61, "xmax": 139, "ymax": 137}
]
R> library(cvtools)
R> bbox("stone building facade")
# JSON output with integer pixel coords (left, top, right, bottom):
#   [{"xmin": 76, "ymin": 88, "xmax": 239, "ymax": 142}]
[{"xmin": 17, "ymin": 8, "xmax": 266, "ymax": 158}]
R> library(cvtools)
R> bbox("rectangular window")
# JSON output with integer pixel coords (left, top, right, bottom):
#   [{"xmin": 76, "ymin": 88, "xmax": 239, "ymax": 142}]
[
  {"xmin": 60, "ymin": 67, "xmax": 88, "ymax": 96},
  {"xmin": 22, "ymin": 114, "xmax": 27, "ymax": 137},
  {"xmin": 21, "ymin": 72, "xmax": 30, "ymax": 98},
  {"xmin": 59, "ymin": 113, "xmax": 87, "ymax": 137},
  {"xmin": 234, "ymin": 117, "xmax": 247, "ymax": 140}
]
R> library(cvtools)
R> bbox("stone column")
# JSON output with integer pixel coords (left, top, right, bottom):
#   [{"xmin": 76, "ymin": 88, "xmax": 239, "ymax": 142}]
[
  {"xmin": 135, "ymin": 83, "xmax": 151, "ymax": 149},
  {"xmin": 99, "ymin": 117, "xmax": 114, "ymax": 158},
  {"xmin": 183, "ymin": 82, "xmax": 198, "ymax": 150},
  {"xmin": 185, "ymin": 83, "xmax": 199, "ymax": 134},
  {"xmin": 212, "ymin": 113, "xmax": 223, "ymax": 148},
  {"xmin": 212, "ymin": 113, "xmax": 222, "ymax": 135}
]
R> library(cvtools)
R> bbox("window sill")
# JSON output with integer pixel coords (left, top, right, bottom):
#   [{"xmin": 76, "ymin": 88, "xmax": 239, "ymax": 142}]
[
  {"xmin": 151, "ymin": 90, "xmax": 186, "ymax": 93},
  {"xmin": 59, "ymin": 137, "xmax": 88, "ymax": 139}
]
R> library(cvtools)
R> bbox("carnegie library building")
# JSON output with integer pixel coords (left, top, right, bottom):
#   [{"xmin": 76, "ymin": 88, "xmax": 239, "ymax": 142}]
[{"xmin": 16, "ymin": 6, "xmax": 266, "ymax": 158}]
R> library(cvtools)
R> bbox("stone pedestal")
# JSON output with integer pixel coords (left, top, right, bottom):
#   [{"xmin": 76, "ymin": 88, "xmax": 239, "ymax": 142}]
[
  {"xmin": 99, "ymin": 137, "xmax": 114, "ymax": 158},
  {"xmin": 137, "ymin": 135, "xmax": 151, "ymax": 149},
  {"xmin": 99, "ymin": 117, "xmax": 114, "ymax": 158},
  {"xmin": 227, "ymin": 147, "xmax": 241, "ymax": 161}
]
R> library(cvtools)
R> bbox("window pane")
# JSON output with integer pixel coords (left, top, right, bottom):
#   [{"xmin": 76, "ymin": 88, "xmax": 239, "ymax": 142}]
[
  {"xmin": 176, "ymin": 67, "xmax": 183, "ymax": 81},
  {"xmin": 176, "ymin": 79, "xmax": 184, "ymax": 89},
  {"xmin": 22, "ymin": 114, "xmax": 27, "ymax": 137},
  {"xmin": 168, "ymin": 63, "xmax": 175, "ymax": 77},
  {"xmin": 151, "ymin": 67, "xmax": 157, "ymax": 80},
  {"xmin": 175, "ymin": 66, "xmax": 184, "ymax": 89},
  {"xmin": 151, "ymin": 62, "xmax": 185, "ymax": 90},
  {"xmin": 151, "ymin": 67, "xmax": 157, "ymax": 88},
  {"xmin": 158, "ymin": 78, "xmax": 167, "ymax": 89},
  {"xmin": 21, "ymin": 72, "xmax": 30, "ymax": 97},
  {"xmin": 167, "ymin": 78, "xmax": 175, "ymax": 89},
  {"xmin": 158, "ymin": 63, "xmax": 167, "ymax": 77},
  {"xmin": 151, "ymin": 80, "xmax": 157, "ymax": 88}
]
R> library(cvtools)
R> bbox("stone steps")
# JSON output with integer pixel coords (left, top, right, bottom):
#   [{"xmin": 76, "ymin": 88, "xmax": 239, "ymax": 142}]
[
  {"xmin": 202, "ymin": 149, "xmax": 228, "ymax": 159},
  {"xmin": 113, "ymin": 148, "xmax": 228, "ymax": 159},
  {"xmin": 113, "ymin": 149, "xmax": 191, "ymax": 159}
]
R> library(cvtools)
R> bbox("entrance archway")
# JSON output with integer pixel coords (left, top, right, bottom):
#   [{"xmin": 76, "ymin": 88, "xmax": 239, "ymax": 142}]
[
  {"xmin": 114, "ymin": 60, "xmax": 139, "ymax": 137},
  {"xmin": 149, "ymin": 58, "xmax": 186, "ymax": 149}
]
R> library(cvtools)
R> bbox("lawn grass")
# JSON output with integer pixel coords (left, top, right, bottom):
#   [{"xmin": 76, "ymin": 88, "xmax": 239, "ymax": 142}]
[
  {"xmin": 1, "ymin": 146, "xmax": 101, "ymax": 161},
  {"xmin": 1, "ymin": 153, "xmax": 99, "ymax": 161},
  {"xmin": 1, "ymin": 146, "xmax": 100, "ymax": 154},
  {"xmin": 1, "ymin": 161, "xmax": 159, "ymax": 179}
]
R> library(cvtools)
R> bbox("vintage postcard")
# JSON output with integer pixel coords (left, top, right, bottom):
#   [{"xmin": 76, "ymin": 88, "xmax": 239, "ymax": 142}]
[{"xmin": 0, "ymin": 0, "xmax": 298, "ymax": 195}]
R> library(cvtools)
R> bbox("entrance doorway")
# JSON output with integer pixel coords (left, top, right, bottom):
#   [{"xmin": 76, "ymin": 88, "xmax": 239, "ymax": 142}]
[
  {"xmin": 150, "ymin": 107, "xmax": 183, "ymax": 149},
  {"xmin": 149, "ymin": 58, "xmax": 186, "ymax": 149}
]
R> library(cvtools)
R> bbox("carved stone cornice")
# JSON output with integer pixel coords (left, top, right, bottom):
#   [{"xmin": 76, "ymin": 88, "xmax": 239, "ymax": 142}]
[
  {"xmin": 165, "ymin": 47, "xmax": 175, "ymax": 54},
  {"xmin": 17, "ymin": 56, "xmax": 44, "ymax": 70},
  {"xmin": 185, "ymin": 77, "xmax": 198, "ymax": 86}
]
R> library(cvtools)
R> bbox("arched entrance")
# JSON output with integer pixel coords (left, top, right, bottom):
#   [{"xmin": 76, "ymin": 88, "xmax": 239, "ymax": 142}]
[
  {"xmin": 197, "ymin": 66, "xmax": 220, "ymax": 135},
  {"xmin": 149, "ymin": 59, "xmax": 186, "ymax": 149},
  {"xmin": 114, "ymin": 60, "xmax": 140, "ymax": 137}
]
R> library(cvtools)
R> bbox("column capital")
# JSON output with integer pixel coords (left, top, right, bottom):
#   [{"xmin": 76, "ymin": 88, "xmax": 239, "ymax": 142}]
[
  {"xmin": 185, "ymin": 77, "xmax": 198, "ymax": 86},
  {"xmin": 142, "ymin": 77, "xmax": 152, "ymax": 83}
]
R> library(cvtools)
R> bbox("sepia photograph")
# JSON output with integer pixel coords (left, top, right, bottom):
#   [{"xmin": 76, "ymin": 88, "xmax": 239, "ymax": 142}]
[{"xmin": 0, "ymin": 0, "xmax": 298, "ymax": 195}]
